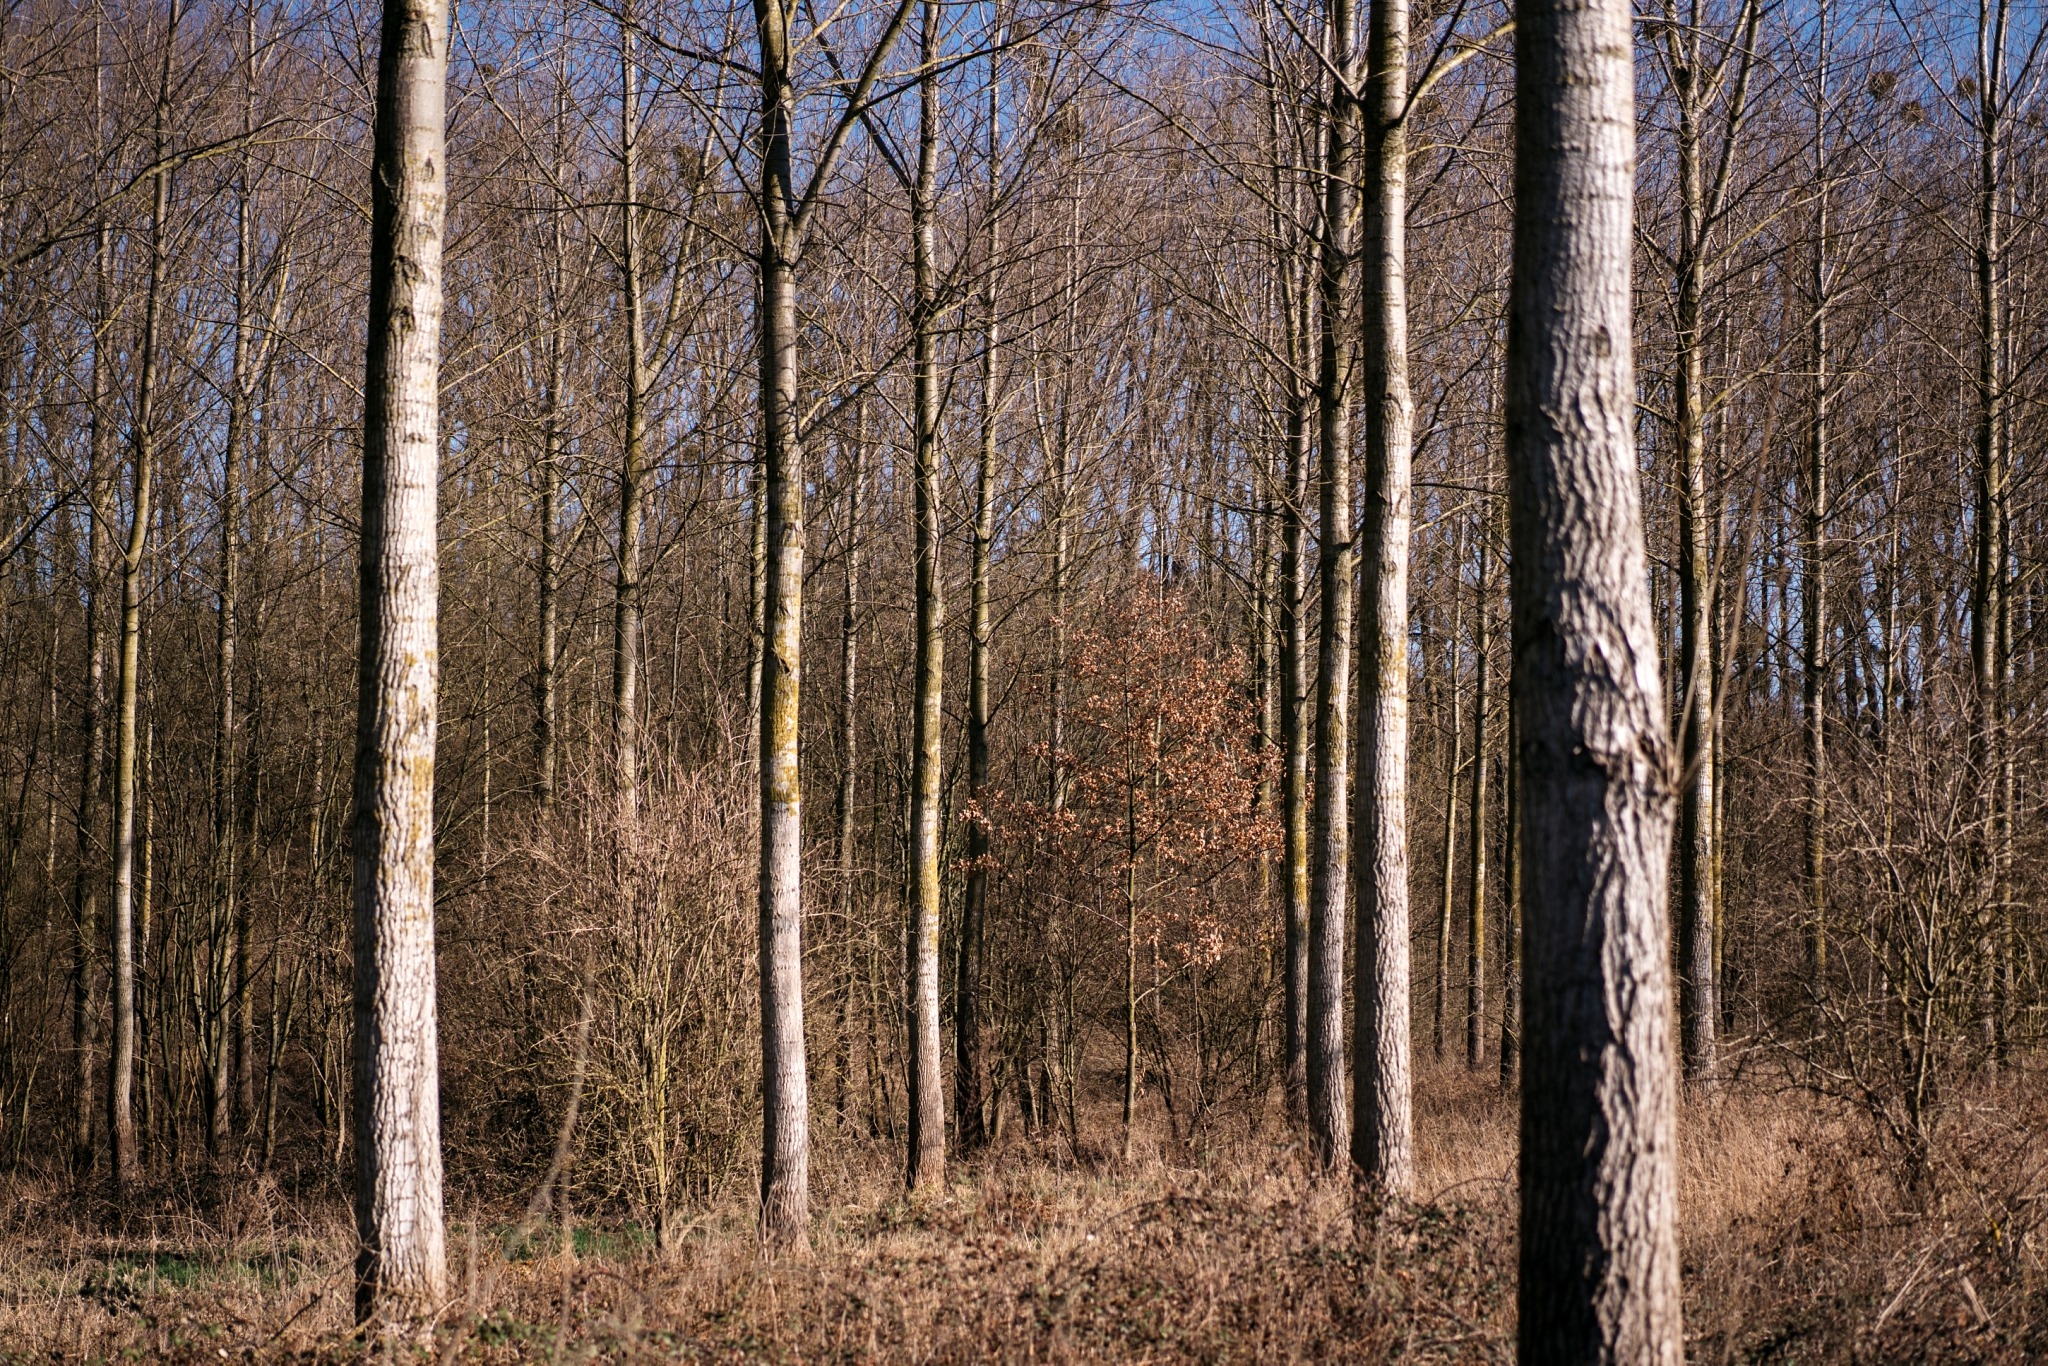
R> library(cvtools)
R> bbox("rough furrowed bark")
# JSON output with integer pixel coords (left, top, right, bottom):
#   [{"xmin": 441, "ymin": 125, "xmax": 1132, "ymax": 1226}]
[
  {"xmin": 1508, "ymin": 0, "xmax": 1683, "ymax": 1353},
  {"xmin": 352, "ymin": 0, "xmax": 451, "ymax": 1326}
]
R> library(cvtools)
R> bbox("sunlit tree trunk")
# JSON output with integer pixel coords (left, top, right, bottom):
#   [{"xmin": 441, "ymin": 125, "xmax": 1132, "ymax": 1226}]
[
  {"xmin": 1352, "ymin": 0, "xmax": 1413, "ymax": 1197},
  {"xmin": 1307, "ymin": 0, "xmax": 1361, "ymax": 1172},
  {"xmin": 754, "ymin": 0, "xmax": 811, "ymax": 1245},
  {"xmin": 956, "ymin": 36, "xmax": 1004, "ymax": 1152},
  {"xmin": 905, "ymin": 0, "xmax": 947, "ymax": 1194},
  {"xmin": 110, "ymin": 8, "xmax": 180, "ymax": 1190},
  {"xmin": 613, "ymin": 4, "xmax": 648, "ymax": 816},
  {"xmin": 351, "ymin": 0, "xmax": 451, "ymax": 1322},
  {"xmin": 1508, "ymin": 0, "xmax": 1682, "ymax": 1350}
]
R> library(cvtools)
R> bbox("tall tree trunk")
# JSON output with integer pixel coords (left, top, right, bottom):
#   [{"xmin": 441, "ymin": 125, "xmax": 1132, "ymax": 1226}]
[
  {"xmin": 1671, "ymin": 74, "xmax": 1717, "ymax": 1084},
  {"xmin": 72, "ymin": 222, "xmax": 112, "ymax": 1187},
  {"xmin": 352, "ymin": 0, "xmax": 450, "ymax": 1322},
  {"xmin": 904, "ymin": 0, "xmax": 946, "ymax": 1194},
  {"xmin": 1466, "ymin": 525, "xmax": 1491, "ymax": 1071},
  {"xmin": 110, "ymin": 39, "xmax": 176, "ymax": 1191},
  {"xmin": 1434, "ymin": 595, "xmax": 1461, "ymax": 1063},
  {"xmin": 614, "ymin": 6, "xmax": 647, "ymax": 816},
  {"xmin": 1968, "ymin": 0, "xmax": 2009, "ymax": 1067},
  {"xmin": 229, "ymin": 9, "xmax": 257, "ymax": 1129},
  {"xmin": 1508, "ymin": 0, "xmax": 1683, "ymax": 1351},
  {"xmin": 1352, "ymin": 0, "xmax": 1414, "ymax": 1197},
  {"xmin": 956, "ymin": 40, "xmax": 1003, "ymax": 1153},
  {"xmin": 1498, "ymin": 667, "xmax": 1521, "ymax": 1082},
  {"xmin": 1802, "ymin": 3, "xmax": 1830, "ymax": 987},
  {"xmin": 535, "ymin": 69, "xmax": 570, "ymax": 810},
  {"xmin": 754, "ymin": 0, "xmax": 811, "ymax": 1246},
  {"xmin": 1306, "ymin": 0, "xmax": 1361, "ymax": 1173},
  {"xmin": 835, "ymin": 425, "xmax": 863, "ymax": 1130}
]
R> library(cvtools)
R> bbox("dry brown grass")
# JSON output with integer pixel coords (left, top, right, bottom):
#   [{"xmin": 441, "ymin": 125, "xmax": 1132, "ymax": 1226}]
[{"xmin": 4, "ymin": 1068, "xmax": 2043, "ymax": 1363}]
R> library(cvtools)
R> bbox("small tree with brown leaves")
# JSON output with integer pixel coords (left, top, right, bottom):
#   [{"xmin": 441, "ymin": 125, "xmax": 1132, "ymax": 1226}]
[{"xmin": 987, "ymin": 586, "xmax": 1274, "ymax": 1159}]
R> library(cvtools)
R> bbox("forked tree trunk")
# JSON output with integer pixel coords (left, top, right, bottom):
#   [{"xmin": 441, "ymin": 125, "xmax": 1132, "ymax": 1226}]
[
  {"xmin": 1352, "ymin": 0, "xmax": 1414, "ymax": 1198},
  {"xmin": 904, "ymin": 0, "xmax": 947, "ymax": 1194},
  {"xmin": 1508, "ymin": 0, "xmax": 1682, "ymax": 1352},
  {"xmin": 352, "ymin": 0, "xmax": 450, "ymax": 1323},
  {"xmin": 1306, "ymin": 0, "xmax": 1362, "ymax": 1173}
]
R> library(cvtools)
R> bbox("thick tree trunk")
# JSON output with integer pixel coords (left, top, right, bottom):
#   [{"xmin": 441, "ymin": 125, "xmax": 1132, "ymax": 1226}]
[
  {"xmin": 1352, "ymin": 0, "xmax": 1414, "ymax": 1198},
  {"xmin": 1508, "ymin": 0, "xmax": 1683, "ymax": 1352},
  {"xmin": 1306, "ymin": 0, "xmax": 1361, "ymax": 1173},
  {"xmin": 352, "ymin": 0, "xmax": 450, "ymax": 1322},
  {"xmin": 904, "ymin": 0, "xmax": 947, "ymax": 1194}
]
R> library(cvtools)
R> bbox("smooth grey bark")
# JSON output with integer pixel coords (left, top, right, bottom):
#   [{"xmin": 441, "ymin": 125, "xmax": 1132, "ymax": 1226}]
[
  {"xmin": 1508, "ymin": 0, "xmax": 1682, "ymax": 1352},
  {"xmin": 1351, "ymin": 0, "xmax": 1413, "ymax": 1197},
  {"xmin": 1306, "ymin": 0, "xmax": 1361, "ymax": 1173},
  {"xmin": 352, "ymin": 0, "xmax": 450, "ymax": 1323},
  {"xmin": 904, "ymin": 0, "xmax": 946, "ymax": 1194}
]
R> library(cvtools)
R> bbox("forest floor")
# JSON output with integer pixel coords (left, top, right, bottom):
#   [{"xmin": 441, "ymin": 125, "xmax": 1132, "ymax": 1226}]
[{"xmin": 2, "ymin": 1067, "xmax": 2044, "ymax": 1363}]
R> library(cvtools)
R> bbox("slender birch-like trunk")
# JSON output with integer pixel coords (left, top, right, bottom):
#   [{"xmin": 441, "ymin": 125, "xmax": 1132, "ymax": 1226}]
[
  {"xmin": 1498, "ymin": 669, "xmax": 1521, "ymax": 1082},
  {"xmin": 1509, "ymin": 0, "xmax": 1682, "ymax": 1350},
  {"xmin": 1306, "ymin": 0, "xmax": 1361, "ymax": 1172},
  {"xmin": 352, "ymin": 0, "xmax": 450, "ymax": 1321},
  {"xmin": 904, "ymin": 0, "xmax": 947, "ymax": 1193}
]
